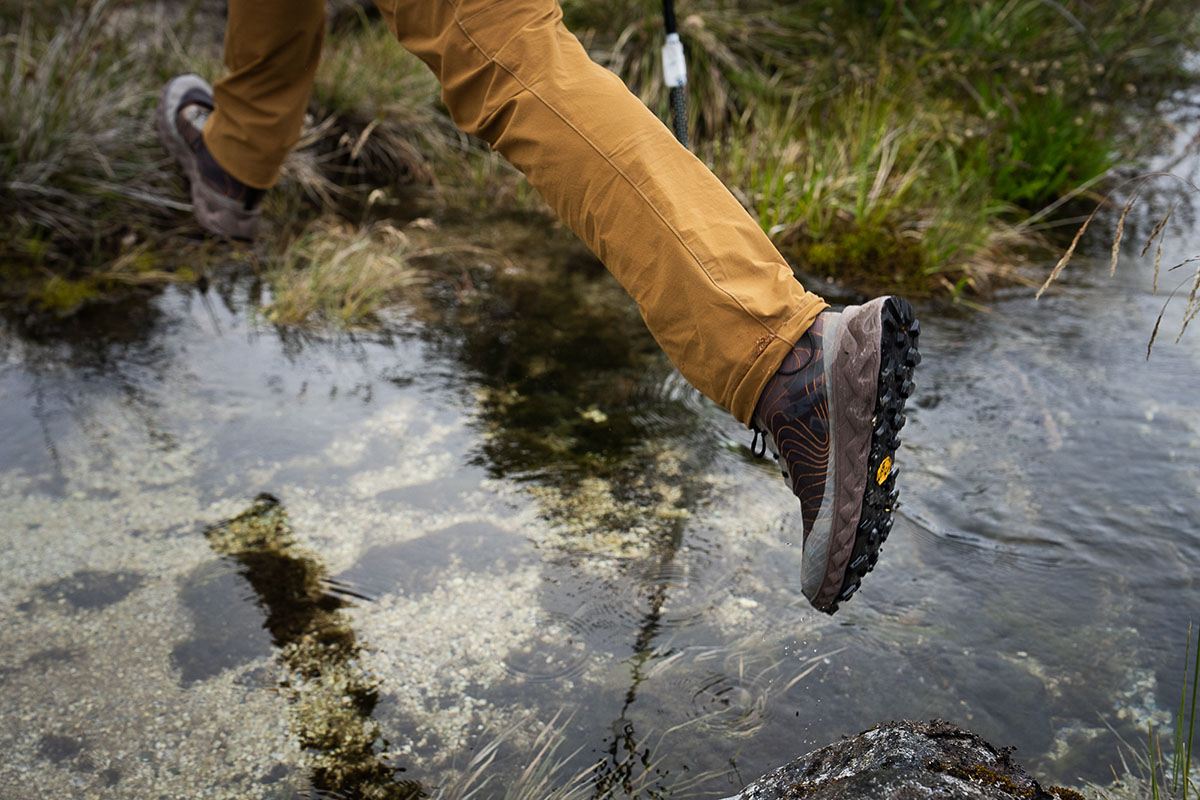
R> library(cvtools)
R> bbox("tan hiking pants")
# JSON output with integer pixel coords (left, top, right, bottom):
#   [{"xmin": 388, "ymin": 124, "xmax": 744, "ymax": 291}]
[{"xmin": 204, "ymin": 0, "xmax": 827, "ymax": 425}]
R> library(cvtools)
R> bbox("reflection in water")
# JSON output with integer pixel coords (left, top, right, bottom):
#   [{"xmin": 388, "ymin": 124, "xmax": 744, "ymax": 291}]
[
  {"xmin": 593, "ymin": 530, "xmax": 682, "ymax": 799},
  {"xmin": 2, "ymin": 198, "xmax": 1198, "ymax": 797},
  {"xmin": 0, "ymin": 294, "xmax": 177, "ymax": 493},
  {"xmin": 204, "ymin": 493, "xmax": 423, "ymax": 799},
  {"xmin": 501, "ymin": 609, "xmax": 593, "ymax": 682},
  {"xmin": 418, "ymin": 218, "xmax": 714, "ymax": 548}
]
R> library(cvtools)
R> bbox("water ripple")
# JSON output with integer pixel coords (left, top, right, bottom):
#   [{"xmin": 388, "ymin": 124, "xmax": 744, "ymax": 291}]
[{"xmin": 502, "ymin": 610, "xmax": 592, "ymax": 682}]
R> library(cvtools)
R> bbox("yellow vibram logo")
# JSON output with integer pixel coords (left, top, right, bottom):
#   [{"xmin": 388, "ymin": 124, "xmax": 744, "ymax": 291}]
[{"xmin": 876, "ymin": 456, "xmax": 892, "ymax": 485}]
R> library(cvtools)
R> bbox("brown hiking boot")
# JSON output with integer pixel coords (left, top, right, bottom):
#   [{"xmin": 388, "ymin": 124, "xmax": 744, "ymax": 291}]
[
  {"xmin": 750, "ymin": 296, "xmax": 920, "ymax": 614},
  {"xmin": 157, "ymin": 74, "xmax": 263, "ymax": 241}
]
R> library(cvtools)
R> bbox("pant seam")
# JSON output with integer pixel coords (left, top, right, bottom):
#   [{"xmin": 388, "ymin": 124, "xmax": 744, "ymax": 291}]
[{"xmin": 447, "ymin": 6, "xmax": 784, "ymax": 342}]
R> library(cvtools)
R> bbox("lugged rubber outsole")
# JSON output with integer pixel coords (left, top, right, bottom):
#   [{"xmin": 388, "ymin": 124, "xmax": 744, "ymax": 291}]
[{"xmin": 825, "ymin": 296, "xmax": 920, "ymax": 614}]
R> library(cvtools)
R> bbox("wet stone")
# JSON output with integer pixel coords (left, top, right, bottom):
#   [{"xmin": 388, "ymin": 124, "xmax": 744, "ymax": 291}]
[
  {"xmin": 259, "ymin": 763, "xmax": 291, "ymax": 784},
  {"xmin": 34, "ymin": 569, "xmax": 144, "ymax": 610},
  {"xmin": 726, "ymin": 719, "xmax": 1084, "ymax": 800},
  {"xmin": 36, "ymin": 734, "xmax": 84, "ymax": 765}
]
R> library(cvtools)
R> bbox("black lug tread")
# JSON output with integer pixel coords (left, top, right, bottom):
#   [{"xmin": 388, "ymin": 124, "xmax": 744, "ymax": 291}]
[{"xmin": 824, "ymin": 296, "xmax": 920, "ymax": 615}]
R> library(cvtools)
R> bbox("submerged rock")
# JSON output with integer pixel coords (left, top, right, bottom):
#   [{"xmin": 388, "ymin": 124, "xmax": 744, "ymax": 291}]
[{"xmin": 725, "ymin": 719, "xmax": 1085, "ymax": 800}]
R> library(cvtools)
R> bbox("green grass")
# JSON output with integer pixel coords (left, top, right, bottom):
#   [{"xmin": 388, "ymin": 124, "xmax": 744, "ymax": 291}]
[
  {"xmin": 708, "ymin": 74, "xmax": 1002, "ymax": 294},
  {"xmin": 0, "ymin": 0, "xmax": 214, "ymax": 312},
  {"xmin": 1084, "ymin": 626, "xmax": 1200, "ymax": 800},
  {"xmin": 563, "ymin": 0, "xmax": 1199, "ymax": 294},
  {"xmin": 1157, "ymin": 624, "xmax": 1199, "ymax": 799},
  {"xmin": 0, "ymin": 0, "xmax": 78, "ymax": 29},
  {"xmin": 960, "ymin": 79, "xmax": 1112, "ymax": 210},
  {"xmin": 1, "ymin": 2, "xmax": 176, "ymax": 262},
  {"xmin": 0, "ymin": 2, "xmax": 490, "ymax": 313},
  {"xmin": 3, "ymin": 0, "xmax": 1199, "ymax": 316}
]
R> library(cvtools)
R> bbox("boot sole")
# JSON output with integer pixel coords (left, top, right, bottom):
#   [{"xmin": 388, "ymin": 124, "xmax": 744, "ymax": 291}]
[{"xmin": 825, "ymin": 296, "xmax": 920, "ymax": 614}]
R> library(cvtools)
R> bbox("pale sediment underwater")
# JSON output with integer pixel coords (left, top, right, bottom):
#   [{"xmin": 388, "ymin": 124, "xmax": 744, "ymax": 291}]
[{"xmin": 1, "ymin": 209, "xmax": 1198, "ymax": 798}]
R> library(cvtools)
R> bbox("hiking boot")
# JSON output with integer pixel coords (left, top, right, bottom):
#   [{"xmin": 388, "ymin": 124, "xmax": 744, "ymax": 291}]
[
  {"xmin": 750, "ymin": 296, "xmax": 920, "ymax": 614},
  {"xmin": 157, "ymin": 74, "xmax": 263, "ymax": 240}
]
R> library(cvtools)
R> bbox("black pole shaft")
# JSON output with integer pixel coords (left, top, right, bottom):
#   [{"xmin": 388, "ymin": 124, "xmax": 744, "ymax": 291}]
[
  {"xmin": 661, "ymin": 0, "xmax": 688, "ymax": 147},
  {"xmin": 669, "ymin": 87, "xmax": 688, "ymax": 148}
]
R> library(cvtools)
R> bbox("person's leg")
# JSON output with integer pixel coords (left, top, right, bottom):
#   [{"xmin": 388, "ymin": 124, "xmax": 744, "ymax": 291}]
[
  {"xmin": 372, "ymin": 0, "xmax": 921, "ymax": 613},
  {"xmin": 373, "ymin": 0, "xmax": 825, "ymax": 424},
  {"xmin": 205, "ymin": 0, "xmax": 326, "ymax": 190},
  {"xmin": 157, "ymin": 0, "xmax": 324, "ymax": 239}
]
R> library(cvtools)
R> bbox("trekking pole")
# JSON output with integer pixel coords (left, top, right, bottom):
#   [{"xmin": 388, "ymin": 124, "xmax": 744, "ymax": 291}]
[{"xmin": 661, "ymin": 0, "xmax": 689, "ymax": 148}]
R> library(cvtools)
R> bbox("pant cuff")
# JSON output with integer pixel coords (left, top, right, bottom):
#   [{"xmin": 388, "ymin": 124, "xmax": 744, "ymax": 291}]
[{"xmin": 728, "ymin": 296, "xmax": 827, "ymax": 427}]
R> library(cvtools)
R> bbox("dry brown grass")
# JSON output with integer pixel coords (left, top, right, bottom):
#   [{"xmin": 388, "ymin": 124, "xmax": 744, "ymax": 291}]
[
  {"xmin": 1037, "ymin": 173, "xmax": 1200, "ymax": 357},
  {"xmin": 261, "ymin": 217, "xmax": 430, "ymax": 328}
]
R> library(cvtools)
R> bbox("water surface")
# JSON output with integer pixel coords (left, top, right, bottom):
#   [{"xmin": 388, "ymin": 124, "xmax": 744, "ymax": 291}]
[{"xmin": 1, "ymin": 194, "xmax": 1198, "ymax": 797}]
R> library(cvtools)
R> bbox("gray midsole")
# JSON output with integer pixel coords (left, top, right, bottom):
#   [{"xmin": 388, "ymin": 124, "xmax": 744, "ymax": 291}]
[
  {"xmin": 799, "ymin": 313, "xmax": 839, "ymax": 600},
  {"xmin": 810, "ymin": 297, "xmax": 885, "ymax": 609}
]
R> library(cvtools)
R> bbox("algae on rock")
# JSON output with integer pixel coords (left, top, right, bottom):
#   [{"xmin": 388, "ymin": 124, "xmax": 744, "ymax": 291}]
[{"xmin": 206, "ymin": 493, "xmax": 424, "ymax": 799}]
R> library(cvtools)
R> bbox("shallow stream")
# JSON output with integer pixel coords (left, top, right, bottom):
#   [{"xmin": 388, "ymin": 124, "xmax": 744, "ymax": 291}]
[{"xmin": 1, "ymin": 182, "xmax": 1199, "ymax": 797}]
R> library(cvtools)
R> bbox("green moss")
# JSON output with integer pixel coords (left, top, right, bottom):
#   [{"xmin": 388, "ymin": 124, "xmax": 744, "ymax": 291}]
[
  {"xmin": 947, "ymin": 762, "xmax": 1036, "ymax": 796},
  {"xmin": 789, "ymin": 222, "xmax": 929, "ymax": 297},
  {"xmin": 130, "ymin": 251, "xmax": 160, "ymax": 274},
  {"xmin": 1046, "ymin": 786, "xmax": 1087, "ymax": 800},
  {"xmin": 930, "ymin": 759, "xmax": 1084, "ymax": 799},
  {"xmin": 207, "ymin": 495, "xmax": 425, "ymax": 800},
  {"xmin": 31, "ymin": 276, "xmax": 102, "ymax": 315}
]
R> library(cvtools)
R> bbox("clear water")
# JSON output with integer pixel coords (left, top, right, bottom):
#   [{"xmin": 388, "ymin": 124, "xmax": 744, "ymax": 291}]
[{"xmin": 1, "ymin": 189, "xmax": 1198, "ymax": 797}]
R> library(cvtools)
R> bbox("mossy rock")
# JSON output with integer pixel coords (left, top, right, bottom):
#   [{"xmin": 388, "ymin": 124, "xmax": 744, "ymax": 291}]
[{"xmin": 729, "ymin": 719, "xmax": 1085, "ymax": 800}]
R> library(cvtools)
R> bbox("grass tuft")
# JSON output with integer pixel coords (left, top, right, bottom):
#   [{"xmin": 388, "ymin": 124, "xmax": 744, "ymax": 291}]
[
  {"xmin": 0, "ymin": 1, "xmax": 179, "ymax": 257},
  {"xmin": 306, "ymin": 13, "xmax": 463, "ymax": 191},
  {"xmin": 432, "ymin": 704, "xmax": 731, "ymax": 800},
  {"xmin": 1088, "ymin": 625, "xmax": 1200, "ymax": 800},
  {"xmin": 260, "ymin": 217, "xmax": 431, "ymax": 328},
  {"xmin": 5, "ymin": 0, "xmax": 1200, "ymax": 314},
  {"xmin": 568, "ymin": 0, "xmax": 1199, "ymax": 295}
]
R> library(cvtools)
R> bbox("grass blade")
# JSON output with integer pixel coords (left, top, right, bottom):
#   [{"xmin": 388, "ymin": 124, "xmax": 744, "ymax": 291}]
[
  {"xmin": 1155, "ymin": 232, "xmax": 1166, "ymax": 295},
  {"xmin": 1141, "ymin": 203, "xmax": 1175, "ymax": 259},
  {"xmin": 1110, "ymin": 191, "xmax": 1138, "ymax": 276},
  {"xmin": 1148, "ymin": 302, "xmax": 1167, "ymax": 359},
  {"xmin": 1036, "ymin": 208, "xmax": 1095, "ymax": 298},
  {"xmin": 1177, "ymin": 625, "xmax": 1193, "ymax": 792},
  {"xmin": 1177, "ymin": 265, "xmax": 1200, "ymax": 343},
  {"xmin": 1153, "ymin": 724, "xmax": 1161, "ymax": 800},
  {"xmin": 1186, "ymin": 623, "xmax": 1199, "ymax": 800}
]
